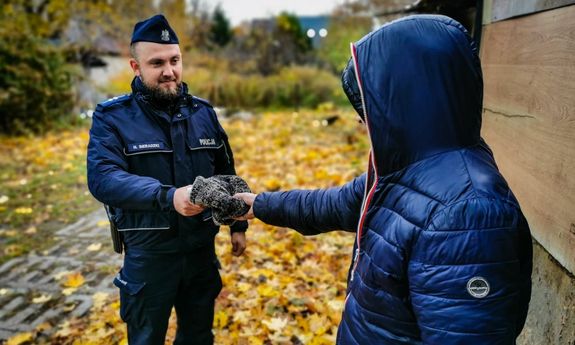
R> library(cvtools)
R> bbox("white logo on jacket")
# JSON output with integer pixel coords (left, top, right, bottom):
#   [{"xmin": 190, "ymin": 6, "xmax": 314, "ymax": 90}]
[
  {"xmin": 467, "ymin": 277, "xmax": 490, "ymax": 298},
  {"xmin": 199, "ymin": 138, "xmax": 216, "ymax": 146}
]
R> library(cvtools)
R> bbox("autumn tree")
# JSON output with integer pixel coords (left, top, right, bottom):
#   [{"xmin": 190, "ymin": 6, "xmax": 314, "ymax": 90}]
[
  {"xmin": 0, "ymin": 33, "xmax": 75, "ymax": 134},
  {"xmin": 0, "ymin": 0, "xmax": 161, "ymax": 134},
  {"xmin": 316, "ymin": 10, "xmax": 372, "ymax": 73},
  {"xmin": 210, "ymin": 5, "xmax": 233, "ymax": 47}
]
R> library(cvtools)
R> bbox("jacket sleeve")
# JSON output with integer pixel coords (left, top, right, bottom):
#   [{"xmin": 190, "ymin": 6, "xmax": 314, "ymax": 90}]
[
  {"xmin": 252, "ymin": 174, "xmax": 366, "ymax": 235},
  {"xmin": 408, "ymin": 198, "xmax": 533, "ymax": 344},
  {"xmin": 87, "ymin": 109, "xmax": 175, "ymax": 211},
  {"xmin": 213, "ymin": 117, "xmax": 248, "ymax": 233}
]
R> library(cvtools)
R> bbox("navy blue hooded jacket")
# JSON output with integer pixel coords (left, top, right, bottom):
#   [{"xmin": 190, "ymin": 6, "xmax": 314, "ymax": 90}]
[
  {"xmin": 253, "ymin": 15, "xmax": 532, "ymax": 344},
  {"xmin": 87, "ymin": 77, "xmax": 247, "ymax": 253}
]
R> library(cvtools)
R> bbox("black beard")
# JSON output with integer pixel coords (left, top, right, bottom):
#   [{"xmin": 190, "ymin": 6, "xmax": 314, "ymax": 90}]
[{"xmin": 141, "ymin": 79, "xmax": 183, "ymax": 108}]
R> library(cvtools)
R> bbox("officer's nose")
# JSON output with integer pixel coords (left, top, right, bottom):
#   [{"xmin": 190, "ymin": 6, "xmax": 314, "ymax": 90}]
[{"xmin": 162, "ymin": 66, "xmax": 175, "ymax": 79}]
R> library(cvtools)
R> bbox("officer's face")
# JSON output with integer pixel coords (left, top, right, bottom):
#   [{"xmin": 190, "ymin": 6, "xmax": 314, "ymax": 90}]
[{"xmin": 129, "ymin": 42, "xmax": 183, "ymax": 97}]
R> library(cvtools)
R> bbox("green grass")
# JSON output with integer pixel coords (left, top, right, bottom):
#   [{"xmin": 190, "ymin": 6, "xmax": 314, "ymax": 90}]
[{"xmin": 0, "ymin": 125, "xmax": 100, "ymax": 264}]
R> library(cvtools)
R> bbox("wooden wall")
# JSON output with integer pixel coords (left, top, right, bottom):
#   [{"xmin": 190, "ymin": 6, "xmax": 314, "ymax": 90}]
[
  {"xmin": 480, "ymin": 5, "xmax": 575, "ymax": 274},
  {"xmin": 491, "ymin": 0, "xmax": 575, "ymax": 22}
]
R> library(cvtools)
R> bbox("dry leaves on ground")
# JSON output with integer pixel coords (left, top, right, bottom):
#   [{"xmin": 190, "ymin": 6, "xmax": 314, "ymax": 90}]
[{"xmin": 6, "ymin": 110, "xmax": 369, "ymax": 345}]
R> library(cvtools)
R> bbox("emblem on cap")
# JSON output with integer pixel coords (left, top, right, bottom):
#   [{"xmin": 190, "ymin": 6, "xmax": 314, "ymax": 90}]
[
  {"xmin": 467, "ymin": 277, "xmax": 490, "ymax": 298},
  {"xmin": 161, "ymin": 29, "xmax": 170, "ymax": 42}
]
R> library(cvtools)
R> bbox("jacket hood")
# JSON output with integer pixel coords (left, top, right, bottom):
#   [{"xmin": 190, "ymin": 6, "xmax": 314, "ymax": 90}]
[{"xmin": 352, "ymin": 15, "xmax": 483, "ymax": 176}]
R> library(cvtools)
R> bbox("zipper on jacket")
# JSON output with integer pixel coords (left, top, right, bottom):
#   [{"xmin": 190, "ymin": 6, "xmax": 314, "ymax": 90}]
[{"xmin": 346, "ymin": 42, "xmax": 378, "ymax": 289}]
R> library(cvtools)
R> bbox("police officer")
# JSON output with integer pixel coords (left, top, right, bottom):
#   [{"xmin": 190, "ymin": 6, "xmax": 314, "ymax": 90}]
[{"xmin": 87, "ymin": 14, "xmax": 248, "ymax": 345}]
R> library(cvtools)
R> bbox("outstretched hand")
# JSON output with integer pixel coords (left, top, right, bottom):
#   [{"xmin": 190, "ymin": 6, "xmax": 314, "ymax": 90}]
[
  {"xmin": 233, "ymin": 193, "xmax": 256, "ymax": 220},
  {"xmin": 174, "ymin": 186, "xmax": 205, "ymax": 216}
]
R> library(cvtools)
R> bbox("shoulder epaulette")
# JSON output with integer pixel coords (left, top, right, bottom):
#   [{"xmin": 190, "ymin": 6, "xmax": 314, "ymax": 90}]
[
  {"xmin": 192, "ymin": 96, "xmax": 213, "ymax": 108},
  {"xmin": 97, "ymin": 94, "xmax": 131, "ymax": 111}
]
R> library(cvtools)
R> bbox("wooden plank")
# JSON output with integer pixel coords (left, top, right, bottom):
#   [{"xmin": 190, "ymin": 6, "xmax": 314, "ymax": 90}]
[
  {"xmin": 480, "ymin": 5, "xmax": 575, "ymax": 274},
  {"xmin": 482, "ymin": 0, "xmax": 493, "ymax": 25},
  {"xmin": 492, "ymin": 0, "xmax": 575, "ymax": 22}
]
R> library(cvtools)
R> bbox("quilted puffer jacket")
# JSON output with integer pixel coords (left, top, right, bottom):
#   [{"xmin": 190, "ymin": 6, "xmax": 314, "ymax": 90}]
[{"xmin": 253, "ymin": 15, "xmax": 532, "ymax": 345}]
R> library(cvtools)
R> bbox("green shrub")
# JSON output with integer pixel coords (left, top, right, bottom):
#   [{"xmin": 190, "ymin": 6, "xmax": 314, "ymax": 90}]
[
  {"xmin": 183, "ymin": 65, "xmax": 347, "ymax": 109},
  {"xmin": 103, "ymin": 54, "xmax": 348, "ymax": 110},
  {"xmin": 0, "ymin": 31, "xmax": 75, "ymax": 135}
]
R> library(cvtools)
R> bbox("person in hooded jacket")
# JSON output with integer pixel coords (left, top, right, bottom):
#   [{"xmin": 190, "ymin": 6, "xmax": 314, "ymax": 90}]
[{"xmin": 234, "ymin": 15, "xmax": 533, "ymax": 345}]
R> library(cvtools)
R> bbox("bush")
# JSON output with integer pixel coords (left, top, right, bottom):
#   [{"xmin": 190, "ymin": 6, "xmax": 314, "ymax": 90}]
[
  {"xmin": 104, "ymin": 54, "xmax": 349, "ymax": 111},
  {"xmin": 183, "ymin": 65, "xmax": 347, "ymax": 109},
  {"xmin": 0, "ymin": 31, "xmax": 75, "ymax": 135}
]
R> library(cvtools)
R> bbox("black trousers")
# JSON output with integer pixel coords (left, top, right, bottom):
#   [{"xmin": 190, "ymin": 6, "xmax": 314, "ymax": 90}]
[{"xmin": 114, "ymin": 246, "xmax": 222, "ymax": 345}]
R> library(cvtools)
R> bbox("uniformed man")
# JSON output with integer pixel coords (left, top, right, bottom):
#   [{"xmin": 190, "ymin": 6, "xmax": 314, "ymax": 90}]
[{"xmin": 87, "ymin": 14, "xmax": 248, "ymax": 345}]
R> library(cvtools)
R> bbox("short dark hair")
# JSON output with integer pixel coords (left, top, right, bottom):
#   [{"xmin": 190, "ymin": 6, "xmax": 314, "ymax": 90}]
[{"xmin": 130, "ymin": 43, "xmax": 139, "ymax": 61}]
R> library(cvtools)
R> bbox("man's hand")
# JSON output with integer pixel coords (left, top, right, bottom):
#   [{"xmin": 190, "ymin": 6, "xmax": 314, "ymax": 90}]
[
  {"xmin": 231, "ymin": 232, "xmax": 246, "ymax": 256},
  {"xmin": 173, "ymin": 186, "xmax": 205, "ymax": 216},
  {"xmin": 233, "ymin": 193, "xmax": 256, "ymax": 220}
]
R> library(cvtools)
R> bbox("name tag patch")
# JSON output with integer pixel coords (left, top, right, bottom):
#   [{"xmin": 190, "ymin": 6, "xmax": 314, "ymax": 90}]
[{"xmin": 126, "ymin": 141, "xmax": 167, "ymax": 154}]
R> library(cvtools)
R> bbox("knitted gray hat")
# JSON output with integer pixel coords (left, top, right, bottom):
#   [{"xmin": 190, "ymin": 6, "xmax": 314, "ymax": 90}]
[{"xmin": 188, "ymin": 175, "xmax": 251, "ymax": 225}]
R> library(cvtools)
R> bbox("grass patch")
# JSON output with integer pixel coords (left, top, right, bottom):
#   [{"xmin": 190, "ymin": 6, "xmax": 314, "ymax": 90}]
[{"xmin": 0, "ymin": 125, "xmax": 100, "ymax": 264}]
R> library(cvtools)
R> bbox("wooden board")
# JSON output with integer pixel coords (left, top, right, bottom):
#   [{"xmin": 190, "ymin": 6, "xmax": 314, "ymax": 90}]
[
  {"xmin": 491, "ymin": 0, "xmax": 575, "ymax": 22},
  {"xmin": 480, "ymin": 5, "xmax": 575, "ymax": 274}
]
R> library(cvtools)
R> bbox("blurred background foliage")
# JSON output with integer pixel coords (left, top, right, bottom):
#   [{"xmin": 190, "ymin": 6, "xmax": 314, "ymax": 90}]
[{"xmin": 0, "ymin": 0, "xmax": 373, "ymax": 135}]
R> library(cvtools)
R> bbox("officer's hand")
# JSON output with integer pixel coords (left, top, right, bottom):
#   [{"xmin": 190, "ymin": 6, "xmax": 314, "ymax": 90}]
[
  {"xmin": 231, "ymin": 232, "xmax": 246, "ymax": 256},
  {"xmin": 174, "ymin": 186, "xmax": 205, "ymax": 216},
  {"xmin": 232, "ymin": 193, "xmax": 256, "ymax": 220}
]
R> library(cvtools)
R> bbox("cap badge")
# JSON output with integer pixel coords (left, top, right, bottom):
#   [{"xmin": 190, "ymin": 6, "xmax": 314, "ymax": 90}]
[{"xmin": 161, "ymin": 29, "xmax": 170, "ymax": 42}]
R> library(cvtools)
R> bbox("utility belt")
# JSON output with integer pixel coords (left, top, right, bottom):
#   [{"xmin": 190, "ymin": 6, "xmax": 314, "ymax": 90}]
[{"xmin": 104, "ymin": 204, "xmax": 123, "ymax": 254}]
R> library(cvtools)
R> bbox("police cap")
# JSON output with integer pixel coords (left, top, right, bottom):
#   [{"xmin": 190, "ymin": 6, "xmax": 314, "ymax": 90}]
[{"xmin": 131, "ymin": 14, "xmax": 179, "ymax": 45}]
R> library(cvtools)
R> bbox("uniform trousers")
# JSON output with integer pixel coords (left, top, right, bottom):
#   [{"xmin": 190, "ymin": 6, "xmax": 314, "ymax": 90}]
[{"xmin": 114, "ymin": 245, "xmax": 222, "ymax": 345}]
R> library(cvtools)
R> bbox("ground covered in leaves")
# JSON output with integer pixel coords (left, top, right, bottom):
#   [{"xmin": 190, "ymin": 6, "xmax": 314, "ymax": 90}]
[
  {"xmin": 3, "ymin": 110, "xmax": 369, "ymax": 345},
  {"xmin": 0, "ymin": 130, "xmax": 99, "ymax": 265}
]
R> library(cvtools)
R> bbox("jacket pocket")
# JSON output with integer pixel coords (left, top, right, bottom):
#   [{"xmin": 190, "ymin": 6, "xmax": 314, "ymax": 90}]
[
  {"xmin": 123, "ymin": 140, "xmax": 173, "ymax": 183},
  {"xmin": 186, "ymin": 139, "xmax": 223, "ymax": 178},
  {"xmin": 114, "ymin": 270, "xmax": 147, "ymax": 327}
]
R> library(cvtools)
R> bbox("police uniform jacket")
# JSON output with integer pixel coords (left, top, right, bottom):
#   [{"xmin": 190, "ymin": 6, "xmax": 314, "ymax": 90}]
[
  {"xmin": 87, "ymin": 77, "xmax": 247, "ymax": 253},
  {"xmin": 253, "ymin": 16, "xmax": 532, "ymax": 344}
]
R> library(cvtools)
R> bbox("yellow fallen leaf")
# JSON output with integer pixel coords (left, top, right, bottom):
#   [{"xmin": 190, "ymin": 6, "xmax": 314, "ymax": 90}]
[
  {"xmin": 257, "ymin": 284, "xmax": 279, "ymax": 298},
  {"xmin": 92, "ymin": 292, "xmax": 109, "ymax": 309},
  {"xmin": 62, "ymin": 288, "xmax": 77, "ymax": 296},
  {"xmin": 4, "ymin": 245, "xmax": 23, "ymax": 256},
  {"xmin": 5, "ymin": 332, "xmax": 33, "ymax": 345},
  {"xmin": 96, "ymin": 220, "xmax": 110, "ymax": 227},
  {"xmin": 63, "ymin": 272, "xmax": 85, "ymax": 288},
  {"xmin": 32, "ymin": 294, "xmax": 52, "ymax": 304},
  {"xmin": 87, "ymin": 243, "xmax": 102, "ymax": 252},
  {"xmin": 214, "ymin": 310, "xmax": 228, "ymax": 329},
  {"xmin": 237, "ymin": 282, "xmax": 251, "ymax": 293},
  {"xmin": 262, "ymin": 317, "xmax": 287, "ymax": 332},
  {"xmin": 14, "ymin": 207, "xmax": 32, "ymax": 214}
]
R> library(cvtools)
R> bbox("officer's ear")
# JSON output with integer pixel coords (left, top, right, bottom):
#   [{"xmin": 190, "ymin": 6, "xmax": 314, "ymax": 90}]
[
  {"xmin": 129, "ymin": 58, "xmax": 141, "ymax": 77},
  {"xmin": 129, "ymin": 43, "xmax": 141, "ymax": 77}
]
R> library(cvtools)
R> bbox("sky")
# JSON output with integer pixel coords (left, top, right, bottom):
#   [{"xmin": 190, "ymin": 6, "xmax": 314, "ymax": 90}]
[{"xmin": 211, "ymin": 0, "xmax": 345, "ymax": 26}]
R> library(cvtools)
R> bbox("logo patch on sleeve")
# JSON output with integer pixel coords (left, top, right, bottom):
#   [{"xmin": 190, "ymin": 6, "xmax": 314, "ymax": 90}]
[
  {"xmin": 467, "ymin": 277, "xmax": 490, "ymax": 298},
  {"xmin": 199, "ymin": 138, "xmax": 216, "ymax": 146}
]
